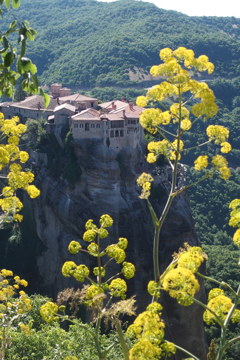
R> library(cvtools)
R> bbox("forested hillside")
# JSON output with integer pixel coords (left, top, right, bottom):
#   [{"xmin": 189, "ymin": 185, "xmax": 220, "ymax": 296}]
[{"xmin": 7, "ymin": 0, "xmax": 240, "ymax": 91}]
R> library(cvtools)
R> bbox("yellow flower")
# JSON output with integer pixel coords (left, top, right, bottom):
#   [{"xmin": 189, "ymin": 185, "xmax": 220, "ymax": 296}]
[
  {"xmin": 162, "ymin": 267, "xmax": 199, "ymax": 305},
  {"xmin": 26, "ymin": 185, "xmax": 40, "ymax": 199},
  {"xmin": 40, "ymin": 301, "xmax": 58, "ymax": 323},
  {"xmin": 83, "ymin": 229, "xmax": 96, "ymax": 242},
  {"xmin": 233, "ymin": 229, "xmax": 240, "ymax": 247},
  {"xmin": 136, "ymin": 96, "xmax": 148, "ymax": 107},
  {"xmin": 106, "ymin": 244, "xmax": 126, "ymax": 263},
  {"xmin": 220, "ymin": 141, "xmax": 232, "ymax": 154},
  {"xmin": 117, "ymin": 237, "xmax": 128, "ymax": 250},
  {"xmin": 109, "ymin": 278, "xmax": 127, "ymax": 298},
  {"xmin": 99, "ymin": 214, "xmax": 113, "ymax": 228},
  {"xmin": 146, "ymin": 153, "xmax": 157, "ymax": 163},
  {"xmin": 206, "ymin": 125, "xmax": 229, "ymax": 144},
  {"xmin": 73, "ymin": 264, "xmax": 90, "ymax": 282},
  {"xmin": 194, "ymin": 155, "xmax": 208, "ymax": 171},
  {"xmin": 62, "ymin": 261, "xmax": 77, "ymax": 277},
  {"xmin": 181, "ymin": 118, "xmax": 192, "ymax": 131},
  {"xmin": 68, "ymin": 241, "xmax": 82, "ymax": 254},
  {"xmin": 122, "ymin": 262, "xmax": 135, "ymax": 279},
  {"xmin": 19, "ymin": 151, "xmax": 29, "ymax": 163}
]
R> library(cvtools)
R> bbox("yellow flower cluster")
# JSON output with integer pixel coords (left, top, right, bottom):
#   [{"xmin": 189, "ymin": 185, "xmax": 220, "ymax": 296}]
[
  {"xmin": 85, "ymin": 284, "xmax": 104, "ymax": 307},
  {"xmin": 194, "ymin": 155, "xmax": 209, "ymax": 171},
  {"xmin": 146, "ymin": 139, "xmax": 184, "ymax": 164},
  {"xmin": 68, "ymin": 240, "xmax": 82, "ymax": 254},
  {"xmin": 127, "ymin": 302, "xmax": 176, "ymax": 360},
  {"xmin": 194, "ymin": 154, "xmax": 231, "ymax": 180},
  {"xmin": 109, "ymin": 278, "xmax": 127, "ymax": 298},
  {"xmin": 162, "ymin": 267, "xmax": 199, "ymax": 306},
  {"xmin": 40, "ymin": 301, "xmax": 59, "ymax": 323},
  {"xmin": 136, "ymin": 172, "xmax": 154, "ymax": 199},
  {"xmin": 211, "ymin": 155, "xmax": 231, "ymax": 180},
  {"xmin": 61, "ymin": 261, "xmax": 89, "ymax": 283},
  {"xmin": 122, "ymin": 261, "xmax": 135, "ymax": 279},
  {"xmin": 61, "ymin": 215, "xmax": 135, "ymax": 311},
  {"xmin": 203, "ymin": 288, "xmax": 240, "ymax": 325},
  {"xmin": 147, "ymin": 280, "xmax": 160, "ymax": 298},
  {"xmin": 137, "ymin": 47, "xmax": 217, "ymax": 130},
  {"xmin": 177, "ymin": 245, "xmax": 207, "ymax": 273},
  {"xmin": 157, "ymin": 245, "xmax": 206, "ymax": 305},
  {"xmin": 0, "ymin": 269, "xmax": 31, "ymax": 320},
  {"xmin": 229, "ymin": 199, "xmax": 240, "ymax": 247},
  {"xmin": 73, "ymin": 264, "xmax": 90, "ymax": 282},
  {"xmin": 106, "ymin": 244, "xmax": 126, "ymax": 264},
  {"xmin": 0, "ymin": 114, "xmax": 40, "ymax": 220},
  {"xmin": 206, "ymin": 125, "xmax": 229, "ymax": 144}
]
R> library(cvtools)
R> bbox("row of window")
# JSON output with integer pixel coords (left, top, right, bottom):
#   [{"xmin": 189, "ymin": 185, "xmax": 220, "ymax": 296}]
[
  {"xmin": 128, "ymin": 119, "xmax": 138, "ymax": 125},
  {"xmin": 110, "ymin": 130, "xmax": 124, "ymax": 137},
  {"xmin": 73, "ymin": 123, "xmax": 101, "ymax": 129}
]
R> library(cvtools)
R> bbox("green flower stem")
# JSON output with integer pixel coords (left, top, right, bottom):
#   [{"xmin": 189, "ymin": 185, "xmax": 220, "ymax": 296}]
[
  {"xmin": 172, "ymin": 342, "xmax": 200, "ymax": 360},
  {"xmin": 193, "ymin": 297, "xmax": 224, "ymax": 328},
  {"xmin": 149, "ymin": 86, "xmax": 182, "ymax": 285},
  {"xmin": 157, "ymin": 125, "xmax": 177, "ymax": 138},
  {"xmin": 221, "ymin": 335, "xmax": 240, "ymax": 354},
  {"xmin": 196, "ymin": 271, "xmax": 238, "ymax": 297},
  {"xmin": 216, "ymin": 284, "xmax": 240, "ymax": 360},
  {"xmin": 97, "ymin": 235, "xmax": 102, "ymax": 286},
  {"xmin": 182, "ymin": 140, "xmax": 211, "ymax": 152},
  {"xmin": 105, "ymin": 272, "xmax": 120, "ymax": 284},
  {"xmin": 94, "ymin": 315, "xmax": 105, "ymax": 360},
  {"xmin": 173, "ymin": 173, "xmax": 211, "ymax": 197},
  {"xmin": 115, "ymin": 319, "xmax": 129, "ymax": 360}
]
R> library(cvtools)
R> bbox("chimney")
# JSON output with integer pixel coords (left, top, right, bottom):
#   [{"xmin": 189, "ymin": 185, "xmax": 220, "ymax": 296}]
[
  {"xmin": 111, "ymin": 101, "xmax": 117, "ymax": 111},
  {"xmin": 129, "ymin": 100, "xmax": 134, "ymax": 110},
  {"xmin": 122, "ymin": 109, "xmax": 126, "ymax": 118}
]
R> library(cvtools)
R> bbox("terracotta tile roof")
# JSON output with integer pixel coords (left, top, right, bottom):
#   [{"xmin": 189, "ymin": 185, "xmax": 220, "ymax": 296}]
[
  {"xmin": 99, "ymin": 100, "xmax": 143, "ymax": 118},
  {"xmin": 99, "ymin": 100, "xmax": 127, "ymax": 110},
  {"xmin": 54, "ymin": 103, "xmax": 76, "ymax": 112},
  {"xmin": 59, "ymin": 93, "xmax": 98, "ymax": 103},
  {"xmin": 71, "ymin": 108, "xmax": 100, "ymax": 121},
  {"xmin": 9, "ymin": 95, "xmax": 58, "ymax": 110},
  {"xmin": 101, "ymin": 113, "xmax": 124, "ymax": 121},
  {"xmin": 71, "ymin": 108, "xmax": 125, "ymax": 122}
]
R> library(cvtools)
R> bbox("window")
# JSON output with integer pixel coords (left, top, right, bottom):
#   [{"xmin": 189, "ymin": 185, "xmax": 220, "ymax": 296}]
[
  {"xmin": 115, "ymin": 130, "xmax": 119, "ymax": 137},
  {"xmin": 91, "ymin": 123, "xmax": 95, "ymax": 128},
  {"xmin": 120, "ymin": 130, "xmax": 124, "ymax": 137},
  {"xmin": 110, "ymin": 130, "xmax": 114, "ymax": 137},
  {"xmin": 111, "ymin": 120, "xmax": 124, "ymax": 128},
  {"xmin": 96, "ymin": 124, "xmax": 100, "ymax": 128},
  {"xmin": 74, "ymin": 123, "xmax": 78, "ymax": 128},
  {"xmin": 85, "ymin": 123, "xmax": 89, "ymax": 131}
]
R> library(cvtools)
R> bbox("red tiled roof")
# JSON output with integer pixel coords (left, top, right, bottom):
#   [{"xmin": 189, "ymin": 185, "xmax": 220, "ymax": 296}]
[
  {"xmin": 99, "ymin": 100, "xmax": 143, "ymax": 118},
  {"xmin": 71, "ymin": 108, "xmax": 124, "ymax": 122},
  {"xmin": 59, "ymin": 93, "xmax": 98, "ymax": 103},
  {"xmin": 9, "ymin": 95, "xmax": 58, "ymax": 110}
]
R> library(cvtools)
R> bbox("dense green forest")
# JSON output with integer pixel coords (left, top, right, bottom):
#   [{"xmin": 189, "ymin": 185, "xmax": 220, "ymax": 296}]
[{"xmin": 6, "ymin": 0, "xmax": 240, "ymax": 90}]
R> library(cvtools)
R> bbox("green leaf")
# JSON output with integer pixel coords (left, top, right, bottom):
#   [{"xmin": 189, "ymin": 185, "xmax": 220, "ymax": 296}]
[
  {"xmin": 4, "ymin": 51, "xmax": 14, "ymax": 67},
  {"xmin": 0, "ymin": 36, "xmax": 9, "ymax": 53},
  {"xmin": 20, "ymin": 57, "xmax": 37, "ymax": 74},
  {"xmin": 12, "ymin": 0, "xmax": 20, "ymax": 9},
  {"xmin": 39, "ymin": 88, "xmax": 50, "ymax": 108},
  {"xmin": 4, "ymin": 0, "xmax": 10, "ymax": 8},
  {"xmin": 20, "ymin": 39, "xmax": 26, "ymax": 57}
]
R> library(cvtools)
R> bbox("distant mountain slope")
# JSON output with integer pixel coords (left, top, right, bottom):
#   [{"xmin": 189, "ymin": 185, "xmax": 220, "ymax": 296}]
[{"xmin": 8, "ymin": 0, "xmax": 240, "ymax": 88}]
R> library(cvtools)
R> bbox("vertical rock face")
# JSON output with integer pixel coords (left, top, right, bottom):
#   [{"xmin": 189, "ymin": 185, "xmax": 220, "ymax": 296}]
[{"xmin": 27, "ymin": 139, "xmax": 206, "ymax": 359}]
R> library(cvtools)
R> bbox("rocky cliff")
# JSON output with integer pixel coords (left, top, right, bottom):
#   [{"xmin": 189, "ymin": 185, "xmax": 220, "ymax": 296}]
[{"xmin": 2, "ymin": 137, "xmax": 207, "ymax": 358}]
